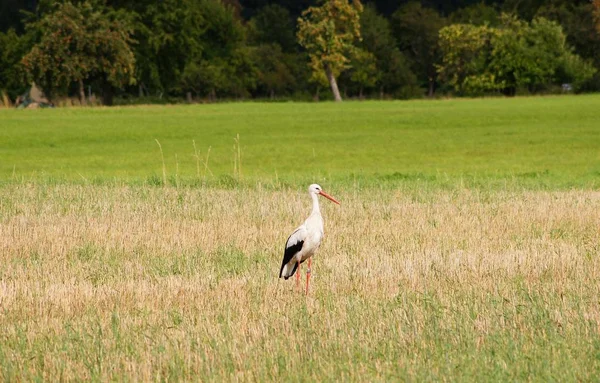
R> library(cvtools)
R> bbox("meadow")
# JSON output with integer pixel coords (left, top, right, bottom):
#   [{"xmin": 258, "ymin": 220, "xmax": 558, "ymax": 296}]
[
  {"xmin": 1, "ymin": 95, "xmax": 600, "ymax": 187},
  {"xmin": 1, "ymin": 96, "xmax": 600, "ymax": 381}
]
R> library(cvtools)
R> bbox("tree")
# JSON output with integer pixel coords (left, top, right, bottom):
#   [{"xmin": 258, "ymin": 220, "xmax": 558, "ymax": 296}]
[
  {"xmin": 392, "ymin": 2, "xmax": 447, "ymax": 97},
  {"xmin": 347, "ymin": 48, "xmax": 378, "ymax": 98},
  {"xmin": 359, "ymin": 4, "xmax": 417, "ymax": 98},
  {"xmin": 248, "ymin": 4, "xmax": 296, "ymax": 52},
  {"xmin": 297, "ymin": 0, "xmax": 363, "ymax": 102},
  {"xmin": 557, "ymin": 50, "xmax": 597, "ymax": 90},
  {"xmin": 225, "ymin": 46, "xmax": 258, "ymax": 98},
  {"xmin": 21, "ymin": 1, "xmax": 135, "ymax": 104},
  {"xmin": 198, "ymin": 0, "xmax": 245, "ymax": 62},
  {"xmin": 247, "ymin": 4, "xmax": 304, "ymax": 99},
  {"xmin": 449, "ymin": 2, "xmax": 500, "ymax": 26},
  {"xmin": 180, "ymin": 0, "xmax": 252, "ymax": 100},
  {"xmin": 437, "ymin": 14, "xmax": 596, "ymax": 95},
  {"xmin": 251, "ymin": 44, "xmax": 296, "ymax": 98},
  {"xmin": 181, "ymin": 60, "xmax": 226, "ymax": 101},
  {"xmin": 130, "ymin": 0, "xmax": 207, "ymax": 97},
  {"xmin": 383, "ymin": 49, "xmax": 421, "ymax": 99},
  {"xmin": 490, "ymin": 16, "xmax": 567, "ymax": 94},
  {"xmin": 437, "ymin": 23, "xmax": 501, "ymax": 95},
  {"xmin": 537, "ymin": 1, "xmax": 600, "ymax": 91},
  {"xmin": 0, "ymin": 29, "xmax": 31, "ymax": 100}
]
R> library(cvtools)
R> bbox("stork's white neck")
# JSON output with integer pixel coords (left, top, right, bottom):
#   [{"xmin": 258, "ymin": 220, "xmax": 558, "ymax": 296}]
[{"xmin": 311, "ymin": 192, "xmax": 320, "ymax": 214}]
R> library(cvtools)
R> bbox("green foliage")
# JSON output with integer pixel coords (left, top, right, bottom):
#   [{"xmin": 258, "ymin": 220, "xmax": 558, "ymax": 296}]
[
  {"xmin": 251, "ymin": 44, "xmax": 297, "ymax": 98},
  {"xmin": 347, "ymin": 48, "xmax": 378, "ymax": 97},
  {"xmin": 358, "ymin": 4, "xmax": 418, "ymax": 97},
  {"xmin": 297, "ymin": 0, "xmax": 363, "ymax": 93},
  {"xmin": 21, "ymin": 1, "xmax": 136, "ymax": 101},
  {"xmin": 392, "ymin": 2, "xmax": 447, "ymax": 96},
  {"xmin": 536, "ymin": 1, "xmax": 600, "ymax": 91},
  {"xmin": 131, "ymin": 0, "xmax": 208, "ymax": 94},
  {"xmin": 0, "ymin": 29, "xmax": 30, "ymax": 100},
  {"xmin": 225, "ymin": 46, "xmax": 258, "ymax": 98},
  {"xmin": 181, "ymin": 60, "xmax": 226, "ymax": 100},
  {"xmin": 248, "ymin": 4, "xmax": 296, "ymax": 53},
  {"xmin": 438, "ymin": 14, "xmax": 596, "ymax": 96},
  {"xmin": 1, "ymin": 0, "xmax": 600, "ymax": 101},
  {"xmin": 490, "ymin": 16, "xmax": 558, "ymax": 93},
  {"xmin": 358, "ymin": 5, "xmax": 396, "ymax": 62},
  {"xmin": 491, "ymin": 15, "xmax": 593, "ymax": 93},
  {"xmin": 179, "ymin": 0, "xmax": 253, "ymax": 100},
  {"xmin": 245, "ymin": 4, "xmax": 304, "ymax": 99},
  {"xmin": 438, "ymin": 24, "xmax": 502, "ymax": 95},
  {"xmin": 121, "ymin": 0, "xmax": 247, "ymax": 98},
  {"xmin": 450, "ymin": 2, "xmax": 500, "ymax": 26},
  {"xmin": 383, "ymin": 50, "xmax": 421, "ymax": 99},
  {"xmin": 198, "ymin": 0, "xmax": 245, "ymax": 61},
  {"xmin": 557, "ymin": 52, "xmax": 597, "ymax": 89}
]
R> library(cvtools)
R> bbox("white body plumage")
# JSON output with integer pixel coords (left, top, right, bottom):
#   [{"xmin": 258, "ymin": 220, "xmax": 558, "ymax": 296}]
[{"xmin": 279, "ymin": 184, "xmax": 339, "ymax": 282}]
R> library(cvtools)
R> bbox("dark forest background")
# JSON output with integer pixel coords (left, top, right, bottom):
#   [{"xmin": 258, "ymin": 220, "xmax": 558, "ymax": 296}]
[{"xmin": 1, "ymin": 0, "xmax": 599, "ymax": 105}]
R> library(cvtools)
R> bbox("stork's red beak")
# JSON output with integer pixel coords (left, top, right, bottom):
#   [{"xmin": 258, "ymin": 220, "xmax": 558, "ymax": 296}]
[{"xmin": 319, "ymin": 190, "xmax": 340, "ymax": 205}]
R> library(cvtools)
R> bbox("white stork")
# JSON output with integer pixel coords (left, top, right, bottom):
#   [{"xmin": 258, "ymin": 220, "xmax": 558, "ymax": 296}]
[{"xmin": 279, "ymin": 184, "xmax": 340, "ymax": 294}]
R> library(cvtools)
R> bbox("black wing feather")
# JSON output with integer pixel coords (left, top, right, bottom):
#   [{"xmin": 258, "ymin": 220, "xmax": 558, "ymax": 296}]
[{"xmin": 279, "ymin": 234, "xmax": 305, "ymax": 279}]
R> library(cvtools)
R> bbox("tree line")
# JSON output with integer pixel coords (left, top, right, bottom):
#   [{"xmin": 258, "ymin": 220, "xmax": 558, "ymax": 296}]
[{"xmin": 1, "ymin": 0, "xmax": 599, "ymax": 105}]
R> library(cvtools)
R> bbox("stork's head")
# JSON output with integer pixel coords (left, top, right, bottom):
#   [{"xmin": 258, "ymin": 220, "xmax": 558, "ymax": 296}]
[{"xmin": 309, "ymin": 184, "xmax": 340, "ymax": 205}]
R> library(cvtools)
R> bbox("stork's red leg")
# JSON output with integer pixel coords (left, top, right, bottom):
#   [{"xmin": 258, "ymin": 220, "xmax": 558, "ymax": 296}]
[
  {"xmin": 305, "ymin": 258, "xmax": 312, "ymax": 295},
  {"xmin": 296, "ymin": 260, "xmax": 300, "ymax": 290}
]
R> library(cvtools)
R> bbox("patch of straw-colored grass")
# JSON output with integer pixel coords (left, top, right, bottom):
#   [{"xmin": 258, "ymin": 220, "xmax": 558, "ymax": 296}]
[
  {"xmin": 0, "ymin": 184, "xmax": 599, "ymax": 380},
  {"xmin": 1, "ymin": 91, "xmax": 12, "ymax": 108},
  {"xmin": 53, "ymin": 96, "xmax": 103, "ymax": 108}
]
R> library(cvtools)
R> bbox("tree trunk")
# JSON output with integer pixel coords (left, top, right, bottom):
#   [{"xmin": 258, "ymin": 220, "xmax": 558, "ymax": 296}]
[
  {"xmin": 324, "ymin": 64, "xmax": 342, "ymax": 102},
  {"xmin": 379, "ymin": 86, "xmax": 384, "ymax": 100},
  {"xmin": 503, "ymin": 86, "xmax": 516, "ymax": 97},
  {"xmin": 78, "ymin": 79, "xmax": 86, "ymax": 106},
  {"xmin": 428, "ymin": 77, "xmax": 435, "ymax": 97},
  {"xmin": 139, "ymin": 84, "xmax": 144, "ymax": 98},
  {"xmin": 270, "ymin": 89, "xmax": 274, "ymax": 99},
  {"xmin": 186, "ymin": 92, "xmax": 192, "ymax": 103},
  {"xmin": 313, "ymin": 87, "xmax": 320, "ymax": 102},
  {"xmin": 359, "ymin": 86, "xmax": 364, "ymax": 100},
  {"xmin": 43, "ymin": 74, "xmax": 53, "ymax": 104},
  {"xmin": 102, "ymin": 76, "xmax": 114, "ymax": 106}
]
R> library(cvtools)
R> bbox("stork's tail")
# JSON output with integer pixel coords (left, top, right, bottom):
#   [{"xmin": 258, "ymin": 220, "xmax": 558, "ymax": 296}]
[{"xmin": 279, "ymin": 262, "xmax": 299, "ymax": 279}]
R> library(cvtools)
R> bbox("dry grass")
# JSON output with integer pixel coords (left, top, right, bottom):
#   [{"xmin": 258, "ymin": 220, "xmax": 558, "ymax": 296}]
[
  {"xmin": 52, "ymin": 95, "xmax": 102, "ymax": 108},
  {"xmin": 0, "ymin": 91, "xmax": 12, "ymax": 108},
  {"xmin": 1, "ymin": 184, "xmax": 599, "ymax": 381}
]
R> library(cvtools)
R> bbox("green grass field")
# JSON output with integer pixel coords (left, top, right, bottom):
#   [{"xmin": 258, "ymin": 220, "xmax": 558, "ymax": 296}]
[
  {"xmin": 1, "ymin": 96, "xmax": 600, "ymax": 381},
  {"xmin": 1, "ymin": 95, "xmax": 600, "ymax": 187}
]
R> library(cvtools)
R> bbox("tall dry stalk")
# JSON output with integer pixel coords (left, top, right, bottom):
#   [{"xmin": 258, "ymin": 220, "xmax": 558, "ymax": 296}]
[
  {"xmin": 1, "ymin": 91, "xmax": 12, "ymax": 108},
  {"xmin": 232, "ymin": 133, "xmax": 242, "ymax": 179},
  {"xmin": 175, "ymin": 153, "xmax": 180, "ymax": 188},
  {"xmin": 192, "ymin": 140, "xmax": 201, "ymax": 179},
  {"xmin": 155, "ymin": 139, "xmax": 167, "ymax": 186},
  {"xmin": 204, "ymin": 146, "xmax": 213, "ymax": 180},
  {"xmin": 192, "ymin": 140, "xmax": 213, "ymax": 182}
]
